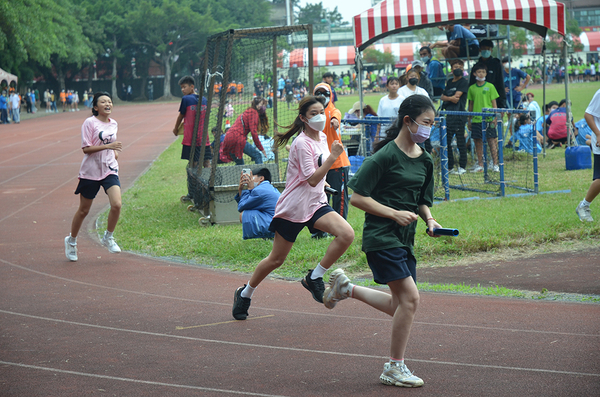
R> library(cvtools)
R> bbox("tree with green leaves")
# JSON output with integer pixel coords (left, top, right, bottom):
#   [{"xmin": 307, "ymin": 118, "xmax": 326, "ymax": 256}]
[
  {"xmin": 0, "ymin": 0, "xmax": 94, "ymax": 88},
  {"xmin": 296, "ymin": 2, "xmax": 348, "ymax": 34}
]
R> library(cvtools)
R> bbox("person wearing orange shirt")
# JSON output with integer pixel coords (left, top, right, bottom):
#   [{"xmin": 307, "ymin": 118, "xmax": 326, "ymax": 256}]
[
  {"xmin": 312, "ymin": 83, "xmax": 351, "ymax": 237},
  {"xmin": 60, "ymin": 90, "xmax": 67, "ymax": 112}
]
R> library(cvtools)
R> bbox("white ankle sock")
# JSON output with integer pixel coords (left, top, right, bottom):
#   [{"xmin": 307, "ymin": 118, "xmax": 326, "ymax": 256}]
[
  {"xmin": 68, "ymin": 235, "xmax": 77, "ymax": 245},
  {"xmin": 581, "ymin": 199, "xmax": 591, "ymax": 207},
  {"xmin": 104, "ymin": 231, "xmax": 113, "ymax": 239},
  {"xmin": 311, "ymin": 264, "xmax": 327, "ymax": 279},
  {"xmin": 241, "ymin": 283, "xmax": 255, "ymax": 299}
]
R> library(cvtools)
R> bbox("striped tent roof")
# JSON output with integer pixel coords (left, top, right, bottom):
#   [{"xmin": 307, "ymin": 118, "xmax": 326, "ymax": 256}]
[
  {"xmin": 353, "ymin": 0, "xmax": 566, "ymax": 51},
  {"xmin": 279, "ymin": 42, "xmax": 419, "ymax": 68}
]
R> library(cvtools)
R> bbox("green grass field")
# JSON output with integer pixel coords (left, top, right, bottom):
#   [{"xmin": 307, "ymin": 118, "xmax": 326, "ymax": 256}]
[{"xmin": 98, "ymin": 81, "xmax": 600, "ymax": 299}]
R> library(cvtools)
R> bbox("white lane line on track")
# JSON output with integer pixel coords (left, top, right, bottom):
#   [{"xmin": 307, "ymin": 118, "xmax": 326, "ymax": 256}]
[
  {"xmin": 1, "ymin": 309, "xmax": 599, "ymax": 378},
  {"xmin": 2, "ymin": 258, "xmax": 599, "ymax": 338},
  {"xmin": 0, "ymin": 360, "xmax": 289, "ymax": 397}
]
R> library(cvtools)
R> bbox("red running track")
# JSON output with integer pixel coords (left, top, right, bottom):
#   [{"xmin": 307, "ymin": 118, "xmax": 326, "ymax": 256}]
[{"xmin": 0, "ymin": 104, "xmax": 599, "ymax": 396}]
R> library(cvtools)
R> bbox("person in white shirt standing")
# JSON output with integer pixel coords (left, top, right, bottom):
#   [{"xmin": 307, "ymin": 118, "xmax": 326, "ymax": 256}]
[
  {"xmin": 376, "ymin": 76, "xmax": 402, "ymax": 142},
  {"xmin": 9, "ymin": 92, "xmax": 20, "ymax": 123},
  {"xmin": 575, "ymin": 88, "xmax": 600, "ymax": 222}
]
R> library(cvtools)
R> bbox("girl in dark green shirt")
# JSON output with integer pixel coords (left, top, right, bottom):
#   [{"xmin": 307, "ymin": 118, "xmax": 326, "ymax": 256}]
[{"xmin": 323, "ymin": 95, "xmax": 443, "ymax": 388}]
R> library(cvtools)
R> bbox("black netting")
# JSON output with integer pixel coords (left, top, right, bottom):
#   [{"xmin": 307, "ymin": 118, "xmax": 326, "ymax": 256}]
[{"xmin": 186, "ymin": 26, "xmax": 313, "ymax": 218}]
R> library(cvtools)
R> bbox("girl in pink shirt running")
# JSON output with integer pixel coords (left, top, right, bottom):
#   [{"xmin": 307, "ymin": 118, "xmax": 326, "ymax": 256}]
[
  {"xmin": 232, "ymin": 95, "xmax": 355, "ymax": 320},
  {"xmin": 64, "ymin": 92, "xmax": 123, "ymax": 262}
]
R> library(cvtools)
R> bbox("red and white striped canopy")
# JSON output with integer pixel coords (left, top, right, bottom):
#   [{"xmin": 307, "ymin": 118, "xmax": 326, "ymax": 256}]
[
  {"xmin": 279, "ymin": 42, "xmax": 419, "ymax": 68},
  {"xmin": 353, "ymin": 0, "xmax": 566, "ymax": 51},
  {"xmin": 580, "ymin": 31, "xmax": 600, "ymax": 53}
]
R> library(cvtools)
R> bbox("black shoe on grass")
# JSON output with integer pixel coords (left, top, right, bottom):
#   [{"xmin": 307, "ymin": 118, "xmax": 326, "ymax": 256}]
[
  {"xmin": 301, "ymin": 269, "xmax": 325, "ymax": 303},
  {"xmin": 232, "ymin": 286, "xmax": 251, "ymax": 320}
]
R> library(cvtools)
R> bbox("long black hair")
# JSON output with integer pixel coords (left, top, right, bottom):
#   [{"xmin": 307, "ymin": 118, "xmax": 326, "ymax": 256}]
[
  {"xmin": 91, "ymin": 91, "xmax": 112, "ymax": 116},
  {"xmin": 250, "ymin": 96, "xmax": 269, "ymax": 135},
  {"xmin": 274, "ymin": 95, "xmax": 326, "ymax": 148},
  {"xmin": 373, "ymin": 94, "xmax": 435, "ymax": 153}
]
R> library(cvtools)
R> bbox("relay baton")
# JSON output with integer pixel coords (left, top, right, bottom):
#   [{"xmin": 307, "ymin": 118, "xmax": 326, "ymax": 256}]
[
  {"xmin": 325, "ymin": 186, "xmax": 339, "ymax": 196},
  {"xmin": 426, "ymin": 228, "xmax": 460, "ymax": 237}
]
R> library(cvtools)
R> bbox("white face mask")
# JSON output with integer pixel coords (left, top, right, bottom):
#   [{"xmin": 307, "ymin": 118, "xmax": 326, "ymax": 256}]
[{"xmin": 306, "ymin": 113, "xmax": 327, "ymax": 132}]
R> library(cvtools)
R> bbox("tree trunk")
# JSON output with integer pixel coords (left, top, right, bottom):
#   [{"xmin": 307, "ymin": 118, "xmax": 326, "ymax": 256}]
[
  {"xmin": 111, "ymin": 36, "xmax": 121, "ymax": 102},
  {"xmin": 87, "ymin": 61, "xmax": 94, "ymax": 91},
  {"xmin": 162, "ymin": 54, "xmax": 173, "ymax": 100},
  {"xmin": 111, "ymin": 55, "xmax": 119, "ymax": 101}
]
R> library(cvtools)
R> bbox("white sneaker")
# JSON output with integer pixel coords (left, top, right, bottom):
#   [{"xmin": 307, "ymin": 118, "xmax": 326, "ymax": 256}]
[
  {"xmin": 101, "ymin": 234, "xmax": 121, "ymax": 253},
  {"xmin": 381, "ymin": 362, "xmax": 424, "ymax": 388},
  {"xmin": 576, "ymin": 204, "xmax": 593, "ymax": 222},
  {"xmin": 457, "ymin": 167, "xmax": 466, "ymax": 175},
  {"xmin": 323, "ymin": 268, "xmax": 351, "ymax": 309},
  {"xmin": 470, "ymin": 165, "xmax": 484, "ymax": 173},
  {"xmin": 64, "ymin": 236, "xmax": 78, "ymax": 261},
  {"xmin": 492, "ymin": 165, "xmax": 500, "ymax": 172}
]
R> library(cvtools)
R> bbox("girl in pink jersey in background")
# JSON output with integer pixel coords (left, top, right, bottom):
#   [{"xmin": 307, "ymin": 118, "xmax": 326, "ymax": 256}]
[
  {"xmin": 232, "ymin": 95, "xmax": 355, "ymax": 320},
  {"xmin": 64, "ymin": 92, "xmax": 123, "ymax": 262}
]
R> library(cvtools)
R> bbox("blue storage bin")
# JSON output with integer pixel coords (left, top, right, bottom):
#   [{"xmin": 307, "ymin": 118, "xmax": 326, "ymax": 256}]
[
  {"xmin": 349, "ymin": 155, "xmax": 364, "ymax": 174},
  {"xmin": 565, "ymin": 145, "xmax": 592, "ymax": 170}
]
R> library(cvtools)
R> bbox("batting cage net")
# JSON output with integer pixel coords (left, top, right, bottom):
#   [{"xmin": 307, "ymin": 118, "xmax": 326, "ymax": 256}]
[{"xmin": 186, "ymin": 25, "xmax": 313, "ymax": 224}]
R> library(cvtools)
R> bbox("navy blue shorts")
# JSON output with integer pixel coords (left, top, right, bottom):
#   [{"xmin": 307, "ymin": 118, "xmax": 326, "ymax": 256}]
[
  {"xmin": 182, "ymin": 145, "xmax": 213, "ymax": 162},
  {"xmin": 471, "ymin": 122, "xmax": 497, "ymax": 140},
  {"xmin": 74, "ymin": 174, "xmax": 120, "ymax": 199},
  {"xmin": 366, "ymin": 247, "xmax": 417, "ymax": 284},
  {"xmin": 593, "ymin": 153, "xmax": 600, "ymax": 181},
  {"xmin": 269, "ymin": 205, "xmax": 335, "ymax": 243}
]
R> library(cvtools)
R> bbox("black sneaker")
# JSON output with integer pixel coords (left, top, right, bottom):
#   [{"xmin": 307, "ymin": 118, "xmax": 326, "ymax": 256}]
[
  {"xmin": 301, "ymin": 269, "xmax": 325, "ymax": 303},
  {"xmin": 232, "ymin": 286, "xmax": 251, "ymax": 320}
]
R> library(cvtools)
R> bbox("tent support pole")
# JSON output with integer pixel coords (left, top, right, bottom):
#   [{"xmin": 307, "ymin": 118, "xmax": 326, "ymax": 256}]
[
  {"xmin": 357, "ymin": 49, "xmax": 366, "ymax": 156},
  {"xmin": 563, "ymin": 39, "xmax": 573, "ymax": 147},
  {"xmin": 542, "ymin": 38, "xmax": 547, "ymax": 158}
]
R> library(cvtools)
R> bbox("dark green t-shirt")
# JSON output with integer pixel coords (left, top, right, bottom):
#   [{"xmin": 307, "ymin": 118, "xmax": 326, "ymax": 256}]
[{"xmin": 348, "ymin": 141, "xmax": 434, "ymax": 255}]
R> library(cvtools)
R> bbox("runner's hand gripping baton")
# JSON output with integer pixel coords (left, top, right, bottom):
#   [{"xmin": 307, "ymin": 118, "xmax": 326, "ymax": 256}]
[{"xmin": 426, "ymin": 228, "xmax": 460, "ymax": 236}]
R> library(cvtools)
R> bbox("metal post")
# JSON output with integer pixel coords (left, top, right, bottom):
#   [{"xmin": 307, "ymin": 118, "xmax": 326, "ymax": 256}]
[
  {"xmin": 563, "ymin": 40, "xmax": 573, "ymax": 147},
  {"xmin": 497, "ymin": 116, "xmax": 505, "ymax": 197},
  {"xmin": 440, "ymin": 117, "xmax": 450, "ymax": 201},
  {"xmin": 272, "ymin": 36, "xmax": 279, "ymax": 166},
  {"xmin": 542, "ymin": 39, "xmax": 547, "ymax": 158},
  {"xmin": 308, "ymin": 24, "xmax": 314, "ymax": 89}
]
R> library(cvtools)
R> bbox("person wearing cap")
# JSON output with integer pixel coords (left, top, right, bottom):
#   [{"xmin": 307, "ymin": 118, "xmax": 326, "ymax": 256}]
[
  {"xmin": 468, "ymin": 39, "xmax": 506, "ymax": 109},
  {"xmin": 502, "ymin": 56, "xmax": 530, "ymax": 109},
  {"xmin": 411, "ymin": 60, "xmax": 433, "ymax": 98},
  {"xmin": 419, "ymin": 46, "xmax": 446, "ymax": 97},
  {"xmin": 313, "ymin": 83, "xmax": 350, "ymax": 226},
  {"xmin": 321, "ymin": 72, "xmax": 338, "ymax": 103},
  {"xmin": 235, "ymin": 167, "xmax": 281, "ymax": 240}
]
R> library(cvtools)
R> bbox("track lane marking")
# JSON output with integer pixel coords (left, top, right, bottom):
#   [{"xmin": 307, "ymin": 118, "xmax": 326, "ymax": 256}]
[
  {"xmin": 1, "ymin": 309, "xmax": 599, "ymax": 378},
  {"xmin": 175, "ymin": 315, "xmax": 275, "ymax": 330},
  {"xmin": 0, "ymin": 360, "xmax": 288, "ymax": 397}
]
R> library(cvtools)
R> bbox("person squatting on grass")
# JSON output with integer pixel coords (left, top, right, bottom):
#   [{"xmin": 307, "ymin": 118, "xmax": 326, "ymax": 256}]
[
  {"xmin": 65, "ymin": 92, "xmax": 123, "ymax": 262},
  {"xmin": 232, "ymin": 95, "xmax": 355, "ymax": 320},
  {"xmin": 576, "ymin": 88, "xmax": 600, "ymax": 222},
  {"xmin": 322, "ymin": 95, "xmax": 443, "ymax": 388},
  {"xmin": 172, "ymin": 76, "xmax": 211, "ymax": 203}
]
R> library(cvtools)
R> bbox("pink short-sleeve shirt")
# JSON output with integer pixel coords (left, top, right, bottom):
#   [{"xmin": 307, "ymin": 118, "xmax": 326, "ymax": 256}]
[
  {"xmin": 79, "ymin": 116, "xmax": 119, "ymax": 181},
  {"xmin": 273, "ymin": 131, "xmax": 330, "ymax": 223}
]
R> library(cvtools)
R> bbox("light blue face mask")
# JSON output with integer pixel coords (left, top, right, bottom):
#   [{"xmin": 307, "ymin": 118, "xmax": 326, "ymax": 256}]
[
  {"xmin": 420, "ymin": 56, "xmax": 430, "ymax": 63},
  {"xmin": 481, "ymin": 50, "xmax": 491, "ymax": 59}
]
